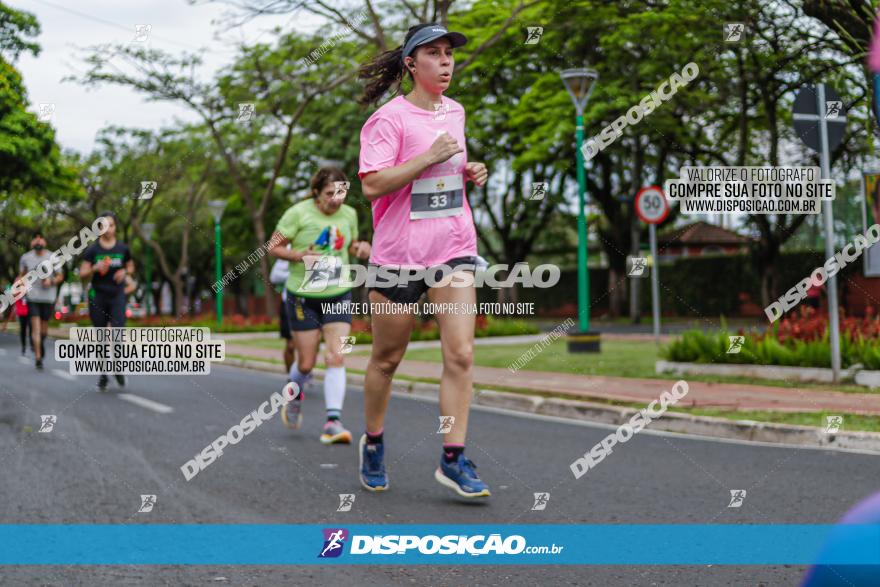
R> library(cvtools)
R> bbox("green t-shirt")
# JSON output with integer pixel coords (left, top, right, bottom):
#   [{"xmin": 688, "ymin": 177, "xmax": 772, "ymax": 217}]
[{"xmin": 274, "ymin": 199, "xmax": 358, "ymax": 298}]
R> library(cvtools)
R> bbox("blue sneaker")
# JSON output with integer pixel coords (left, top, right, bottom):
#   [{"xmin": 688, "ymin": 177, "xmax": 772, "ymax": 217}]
[
  {"xmin": 359, "ymin": 434, "xmax": 389, "ymax": 492},
  {"xmin": 435, "ymin": 453, "xmax": 491, "ymax": 498}
]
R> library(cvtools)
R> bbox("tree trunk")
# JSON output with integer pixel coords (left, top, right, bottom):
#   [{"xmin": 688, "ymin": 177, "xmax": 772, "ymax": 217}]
[
  {"xmin": 629, "ymin": 89, "xmax": 643, "ymax": 324},
  {"xmin": 736, "ymin": 48, "xmax": 748, "ymax": 166},
  {"xmin": 759, "ymin": 265, "xmax": 768, "ymax": 309},
  {"xmin": 251, "ymin": 220, "xmax": 277, "ymax": 319},
  {"xmin": 171, "ymin": 275, "xmax": 185, "ymax": 318},
  {"xmin": 629, "ymin": 212, "xmax": 641, "ymax": 323},
  {"xmin": 495, "ymin": 268, "xmax": 507, "ymax": 303},
  {"xmin": 758, "ymin": 247, "xmax": 778, "ymax": 308},
  {"xmin": 161, "ymin": 278, "xmax": 172, "ymax": 315},
  {"xmin": 607, "ymin": 249, "xmax": 627, "ymax": 319},
  {"xmin": 234, "ymin": 281, "xmax": 247, "ymax": 316},
  {"xmin": 495, "ymin": 268, "xmax": 520, "ymax": 304}
]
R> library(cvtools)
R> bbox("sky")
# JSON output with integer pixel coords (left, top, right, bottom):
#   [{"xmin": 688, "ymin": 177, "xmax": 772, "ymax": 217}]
[{"xmin": 10, "ymin": 0, "xmax": 319, "ymax": 154}]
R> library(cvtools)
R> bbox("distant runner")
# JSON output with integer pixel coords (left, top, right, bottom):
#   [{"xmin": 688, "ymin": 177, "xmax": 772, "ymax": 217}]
[
  {"xmin": 269, "ymin": 167, "xmax": 371, "ymax": 444},
  {"xmin": 18, "ymin": 230, "xmax": 64, "ymax": 370},
  {"xmin": 270, "ymin": 251, "xmax": 297, "ymax": 372},
  {"xmin": 79, "ymin": 212, "xmax": 134, "ymax": 391}
]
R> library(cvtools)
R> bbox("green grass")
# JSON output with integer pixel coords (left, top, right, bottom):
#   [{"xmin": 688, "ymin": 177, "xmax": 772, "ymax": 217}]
[
  {"xmin": 676, "ymin": 408, "xmax": 880, "ymax": 432},
  {"xmin": 399, "ymin": 339, "xmax": 656, "ymax": 378},
  {"xmin": 396, "ymin": 339, "xmax": 878, "ymax": 395},
  {"xmin": 226, "ymin": 353, "xmax": 282, "ymax": 364},
  {"xmin": 230, "ymin": 336, "xmax": 879, "ymax": 394},
  {"xmin": 228, "ymin": 338, "xmax": 287, "ymax": 350}
]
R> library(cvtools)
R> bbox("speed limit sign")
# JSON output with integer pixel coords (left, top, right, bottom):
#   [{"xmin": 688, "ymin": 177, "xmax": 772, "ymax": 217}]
[
  {"xmin": 635, "ymin": 186, "xmax": 669, "ymax": 224},
  {"xmin": 634, "ymin": 185, "xmax": 668, "ymax": 344}
]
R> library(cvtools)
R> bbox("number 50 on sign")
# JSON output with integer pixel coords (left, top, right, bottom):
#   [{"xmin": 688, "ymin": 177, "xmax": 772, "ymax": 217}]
[{"xmin": 635, "ymin": 186, "xmax": 670, "ymax": 225}]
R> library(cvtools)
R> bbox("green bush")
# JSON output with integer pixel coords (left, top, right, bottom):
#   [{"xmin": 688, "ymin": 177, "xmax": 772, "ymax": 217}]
[
  {"xmin": 354, "ymin": 316, "xmax": 537, "ymax": 345},
  {"xmin": 476, "ymin": 315, "xmax": 539, "ymax": 338},
  {"xmin": 856, "ymin": 340, "xmax": 880, "ymax": 370},
  {"xmin": 660, "ymin": 326, "xmax": 877, "ymax": 369}
]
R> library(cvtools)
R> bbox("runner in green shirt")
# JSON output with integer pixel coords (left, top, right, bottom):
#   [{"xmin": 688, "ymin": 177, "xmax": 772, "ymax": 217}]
[{"xmin": 269, "ymin": 167, "xmax": 371, "ymax": 444}]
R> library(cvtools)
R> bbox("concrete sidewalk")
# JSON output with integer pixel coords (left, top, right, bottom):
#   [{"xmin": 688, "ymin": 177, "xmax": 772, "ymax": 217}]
[{"xmin": 224, "ymin": 343, "xmax": 880, "ymax": 417}]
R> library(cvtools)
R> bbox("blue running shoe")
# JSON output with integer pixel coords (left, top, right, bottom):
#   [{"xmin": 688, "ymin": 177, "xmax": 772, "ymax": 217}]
[
  {"xmin": 359, "ymin": 434, "xmax": 389, "ymax": 492},
  {"xmin": 435, "ymin": 453, "xmax": 490, "ymax": 498}
]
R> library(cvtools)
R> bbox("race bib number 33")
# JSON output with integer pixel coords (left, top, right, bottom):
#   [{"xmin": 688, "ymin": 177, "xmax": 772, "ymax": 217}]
[{"xmin": 410, "ymin": 174, "xmax": 464, "ymax": 220}]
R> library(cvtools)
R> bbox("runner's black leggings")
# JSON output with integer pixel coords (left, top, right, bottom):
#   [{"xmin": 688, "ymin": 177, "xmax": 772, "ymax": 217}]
[
  {"xmin": 89, "ymin": 291, "xmax": 127, "ymax": 327},
  {"xmin": 19, "ymin": 316, "xmax": 30, "ymax": 352}
]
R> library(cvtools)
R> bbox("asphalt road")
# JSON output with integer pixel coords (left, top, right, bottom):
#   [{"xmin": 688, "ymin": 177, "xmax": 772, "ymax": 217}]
[{"xmin": 1, "ymin": 333, "xmax": 877, "ymax": 586}]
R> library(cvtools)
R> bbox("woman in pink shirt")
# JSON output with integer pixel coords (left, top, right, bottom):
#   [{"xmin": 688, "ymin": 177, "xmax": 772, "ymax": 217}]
[
  {"xmin": 1, "ymin": 278, "xmax": 30, "ymax": 355},
  {"xmin": 356, "ymin": 23, "xmax": 490, "ymax": 498},
  {"xmin": 15, "ymin": 297, "xmax": 30, "ymax": 355}
]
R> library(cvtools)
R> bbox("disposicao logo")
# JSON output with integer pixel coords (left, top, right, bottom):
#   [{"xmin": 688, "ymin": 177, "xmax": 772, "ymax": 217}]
[
  {"xmin": 319, "ymin": 528, "xmax": 348, "ymax": 558},
  {"xmin": 315, "ymin": 530, "xmax": 564, "ymax": 558}
]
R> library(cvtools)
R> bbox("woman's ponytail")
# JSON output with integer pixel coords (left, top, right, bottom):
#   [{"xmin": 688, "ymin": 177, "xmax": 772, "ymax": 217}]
[
  {"xmin": 357, "ymin": 46, "xmax": 407, "ymax": 107},
  {"xmin": 357, "ymin": 23, "xmax": 435, "ymax": 107}
]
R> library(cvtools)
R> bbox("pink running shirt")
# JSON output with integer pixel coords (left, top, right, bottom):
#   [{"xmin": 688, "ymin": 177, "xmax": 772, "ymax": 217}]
[{"xmin": 358, "ymin": 94, "xmax": 477, "ymax": 267}]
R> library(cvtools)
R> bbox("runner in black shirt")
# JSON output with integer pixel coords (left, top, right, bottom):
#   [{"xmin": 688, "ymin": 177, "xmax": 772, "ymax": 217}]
[{"xmin": 79, "ymin": 212, "xmax": 134, "ymax": 390}]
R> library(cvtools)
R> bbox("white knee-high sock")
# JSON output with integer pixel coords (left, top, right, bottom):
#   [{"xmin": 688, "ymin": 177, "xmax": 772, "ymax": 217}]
[
  {"xmin": 324, "ymin": 366, "xmax": 346, "ymax": 418},
  {"xmin": 289, "ymin": 362, "xmax": 312, "ymax": 391}
]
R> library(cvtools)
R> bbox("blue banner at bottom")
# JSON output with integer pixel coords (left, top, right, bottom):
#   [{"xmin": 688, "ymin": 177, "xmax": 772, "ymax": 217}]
[{"xmin": 1, "ymin": 524, "xmax": 878, "ymax": 565}]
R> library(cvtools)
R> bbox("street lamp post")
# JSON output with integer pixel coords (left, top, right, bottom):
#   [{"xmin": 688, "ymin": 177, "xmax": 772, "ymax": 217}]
[
  {"xmin": 208, "ymin": 200, "xmax": 227, "ymax": 326},
  {"xmin": 141, "ymin": 223, "xmax": 155, "ymax": 317},
  {"xmin": 560, "ymin": 68, "xmax": 600, "ymax": 353}
]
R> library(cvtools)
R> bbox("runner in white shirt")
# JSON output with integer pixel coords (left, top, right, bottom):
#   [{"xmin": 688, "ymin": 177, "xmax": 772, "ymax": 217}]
[
  {"xmin": 18, "ymin": 230, "xmax": 64, "ymax": 370},
  {"xmin": 270, "ymin": 249, "xmax": 296, "ymax": 372}
]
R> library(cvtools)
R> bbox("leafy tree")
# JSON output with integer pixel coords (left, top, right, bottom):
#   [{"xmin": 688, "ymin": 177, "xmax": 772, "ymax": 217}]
[
  {"xmin": 0, "ymin": 2, "xmax": 81, "ymax": 283},
  {"xmin": 0, "ymin": 2, "xmax": 39, "ymax": 62},
  {"xmin": 71, "ymin": 35, "xmax": 358, "ymax": 317},
  {"xmin": 0, "ymin": 2, "xmax": 79, "ymax": 206}
]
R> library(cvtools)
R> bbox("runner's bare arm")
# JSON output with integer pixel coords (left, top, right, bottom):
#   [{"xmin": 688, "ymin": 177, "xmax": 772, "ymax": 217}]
[
  {"xmin": 361, "ymin": 133, "xmax": 463, "ymax": 201},
  {"xmin": 113, "ymin": 259, "xmax": 135, "ymax": 284},
  {"xmin": 464, "ymin": 162, "xmax": 488, "ymax": 187},
  {"xmin": 80, "ymin": 257, "xmax": 106, "ymax": 281},
  {"xmin": 349, "ymin": 240, "xmax": 371, "ymax": 259},
  {"xmin": 268, "ymin": 231, "xmax": 314, "ymax": 262},
  {"xmin": 79, "ymin": 260, "xmax": 93, "ymax": 281},
  {"xmin": 361, "ymin": 154, "xmax": 432, "ymax": 202}
]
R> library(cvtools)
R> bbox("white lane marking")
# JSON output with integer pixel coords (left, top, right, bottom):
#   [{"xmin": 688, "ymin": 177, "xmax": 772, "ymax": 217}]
[
  {"xmin": 52, "ymin": 369, "xmax": 77, "ymax": 381},
  {"xmin": 117, "ymin": 393, "xmax": 174, "ymax": 414},
  {"xmin": 18, "ymin": 356, "xmax": 30, "ymax": 365}
]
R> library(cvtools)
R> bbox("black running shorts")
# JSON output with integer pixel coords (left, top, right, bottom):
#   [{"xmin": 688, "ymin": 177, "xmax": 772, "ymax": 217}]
[
  {"xmin": 368, "ymin": 256, "xmax": 477, "ymax": 305},
  {"xmin": 26, "ymin": 301, "xmax": 53, "ymax": 321},
  {"xmin": 285, "ymin": 291, "xmax": 353, "ymax": 332}
]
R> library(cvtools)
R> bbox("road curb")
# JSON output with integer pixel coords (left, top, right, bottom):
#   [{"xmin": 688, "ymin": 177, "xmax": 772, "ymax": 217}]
[
  {"xmin": 219, "ymin": 356, "xmax": 880, "ymax": 454},
  {"xmin": 656, "ymin": 359, "xmax": 862, "ymax": 384}
]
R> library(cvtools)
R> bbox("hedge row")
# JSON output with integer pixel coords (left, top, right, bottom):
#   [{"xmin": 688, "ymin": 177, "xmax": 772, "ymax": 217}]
[{"xmin": 661, "ymin": 326, "xmax": 880, "ymax": 370}]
